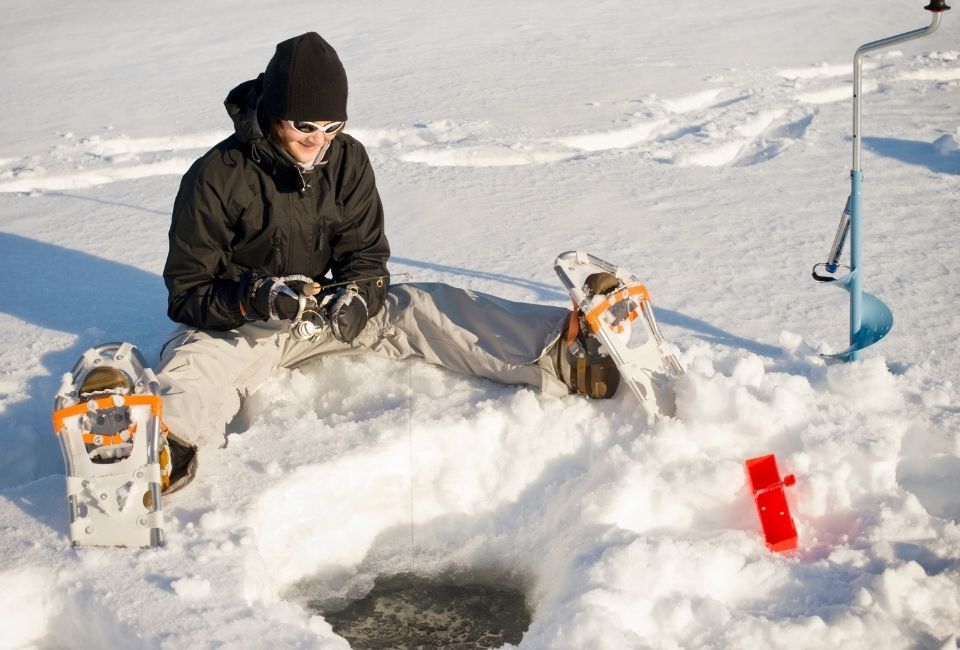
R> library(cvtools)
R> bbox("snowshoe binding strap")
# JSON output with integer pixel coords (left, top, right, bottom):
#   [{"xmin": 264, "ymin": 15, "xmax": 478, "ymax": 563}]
[
  {"xmin": 53, "ymin": 393, "xmax": 161, "ymax": 456},
  {"xmin": 583, "ymin": 284, "xmax": 650, "ymax": 336}
]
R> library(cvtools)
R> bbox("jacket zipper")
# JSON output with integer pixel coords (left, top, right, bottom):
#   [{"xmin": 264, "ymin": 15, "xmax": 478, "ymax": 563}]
[
  {"xmin": 295, "ymin": 167, "xmax": 307, "ymax": 194},
  {"xmin": 312, "ymin": 220, "xmax": 324, "ymax": 270},
  {"xmin": 271, "ymin": 232, "xmax": 283, "ymax": 274}
]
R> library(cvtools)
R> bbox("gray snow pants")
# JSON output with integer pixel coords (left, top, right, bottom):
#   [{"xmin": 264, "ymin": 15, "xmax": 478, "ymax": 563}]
[{"xmin": 157, "ymin": 282, "xmax": 570, "ymax": 451}]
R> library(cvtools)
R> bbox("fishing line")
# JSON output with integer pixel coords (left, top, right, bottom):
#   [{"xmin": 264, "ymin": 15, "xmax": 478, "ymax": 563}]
[{"xmin": 407, "ymin": 355, "xmax": 416, "ymax": 646}]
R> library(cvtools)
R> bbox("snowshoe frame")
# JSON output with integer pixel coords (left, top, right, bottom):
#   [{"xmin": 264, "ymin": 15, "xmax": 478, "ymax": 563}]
[
  {"xmin": 555, "ymin": 251, "xmax": 683, "ymax": 419},
  {"xmin": 52, "ymin": 342, "xmax": 164, "ymax": 548}
]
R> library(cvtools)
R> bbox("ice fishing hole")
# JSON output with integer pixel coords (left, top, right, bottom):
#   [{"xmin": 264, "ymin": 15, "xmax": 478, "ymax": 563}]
[{"xmin": 307, "ymin": 572, "xmax": 531, "ymax": 649}]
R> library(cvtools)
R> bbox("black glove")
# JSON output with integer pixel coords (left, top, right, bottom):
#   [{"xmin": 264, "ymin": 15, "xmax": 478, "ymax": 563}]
[
  {"xmin": 328, "ymin": 284, "xmax": 369, "ymax": 343},
  {"xmin": 239, "ymin": 273, "xmax": 302, "ymax": 321}
]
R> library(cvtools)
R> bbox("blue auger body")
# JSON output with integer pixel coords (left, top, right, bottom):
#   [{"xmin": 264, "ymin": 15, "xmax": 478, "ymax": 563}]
[{"xmin": 813, "ymin": 3, "xmax": 947, "ymax": 361}]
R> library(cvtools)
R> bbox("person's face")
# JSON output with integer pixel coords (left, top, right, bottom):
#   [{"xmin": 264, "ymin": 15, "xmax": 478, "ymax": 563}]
[{"xmin": 278, "ymin": 120, "xmax": 344, "ymax": 163}]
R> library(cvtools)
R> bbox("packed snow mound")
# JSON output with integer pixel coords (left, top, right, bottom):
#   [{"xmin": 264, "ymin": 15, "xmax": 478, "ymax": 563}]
[{"xmin": 3, "ymin": 344, "xmax": 957, "ymax": 648}]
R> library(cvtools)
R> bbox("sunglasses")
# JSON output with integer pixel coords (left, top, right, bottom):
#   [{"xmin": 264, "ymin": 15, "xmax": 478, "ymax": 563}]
[{"xmin": 287, "ymin": 120, "xmax": 346, "ymax": 136}]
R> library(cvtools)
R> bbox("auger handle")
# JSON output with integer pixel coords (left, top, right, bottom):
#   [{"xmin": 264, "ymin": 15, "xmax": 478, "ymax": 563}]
[{"xmin": 852, "ymin": 7, "xmax": 946, "ymax": 171}]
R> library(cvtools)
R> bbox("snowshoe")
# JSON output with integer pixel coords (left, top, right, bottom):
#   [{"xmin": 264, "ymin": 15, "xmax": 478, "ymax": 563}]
[
  {"xmin": 555, "ymin": 251, "xmax": 684, "ymax": 419},
  {"xmin": 51, "ymin": 342, "xmax": 165, "ymax": 547}
]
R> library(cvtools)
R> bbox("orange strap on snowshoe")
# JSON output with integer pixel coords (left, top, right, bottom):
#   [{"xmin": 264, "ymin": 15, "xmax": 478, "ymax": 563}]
[
  {"xmin": 52, "ymin": 394, "xmax": 163, "ymax": 435},
  {"xmin": 583, "ymin": 284, "xmax": 651, "ymax": 334},
  {"xmin": 79, "ymin": 422, "xmax": 139, "ymax": 446},
  {"xmin": 565, "ymin": 304, "xmax": 582, "ymax": 346}
]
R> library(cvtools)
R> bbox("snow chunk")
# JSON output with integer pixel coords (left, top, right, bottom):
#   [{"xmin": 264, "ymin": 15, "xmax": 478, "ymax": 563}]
[
  {"xmin": 199, "ymin": 509, "xmax": 234, "ymax": 532},
  {"xmin": 933, "ymin": 131, "xmax": 959, "ymax": 156},
  {"xmin": 0, "ymin": 567, "xmax": 58, "ymax": 648},
  {"xmin": 824, "ymin": 357, "xmax": 902, "ymax": 412},
  {"xmin": 171, "ymin": 576, "xmax": 212, "ymax": 601},
  {"xmin": 871, "ymin": 561, "xmax": 960, "ymax": 636}
]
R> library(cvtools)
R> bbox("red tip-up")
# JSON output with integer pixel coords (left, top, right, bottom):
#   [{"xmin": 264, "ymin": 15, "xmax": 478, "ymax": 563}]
[{"xmin": 745, "ymin": 454, "xmax": 798, "ymax": 552}]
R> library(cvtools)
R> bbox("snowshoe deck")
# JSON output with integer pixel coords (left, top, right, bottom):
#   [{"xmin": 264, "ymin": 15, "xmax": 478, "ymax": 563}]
[
  {"xmin": 52, "ymin": 342, "xmax": 164, "ymax": 547},
  {"xmin": 555, "ymin": 251, "xmax": 684, "ymax": 419}
]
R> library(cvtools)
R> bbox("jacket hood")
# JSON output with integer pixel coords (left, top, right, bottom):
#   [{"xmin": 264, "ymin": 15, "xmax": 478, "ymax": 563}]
[
  {"xmin": 224, "ymin": 75, "xmax": 334, "ymax": 182},
  {"xmin": 224, "ymin": 75, "xmax": 268, "ymax": 145}
]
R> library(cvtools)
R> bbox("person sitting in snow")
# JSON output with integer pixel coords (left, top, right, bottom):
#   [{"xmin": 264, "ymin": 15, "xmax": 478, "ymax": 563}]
[{"xmin": 158, "ymin": 32, "xmax": 621, "ymax": 492}]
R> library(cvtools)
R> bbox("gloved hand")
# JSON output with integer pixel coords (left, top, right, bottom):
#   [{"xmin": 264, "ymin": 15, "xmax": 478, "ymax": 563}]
[
  {"xmin": 239, "ymin": 273, "xmax": 304, "ymax": 321},
  {"xmin": 328, "ymin": 284, "xmax": 369, "ymax": 343}
]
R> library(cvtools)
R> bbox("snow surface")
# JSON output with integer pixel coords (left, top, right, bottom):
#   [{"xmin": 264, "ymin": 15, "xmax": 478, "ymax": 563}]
[{"xmin": 1, "ymin": 1, "xmax": 959, "ymax": 648}]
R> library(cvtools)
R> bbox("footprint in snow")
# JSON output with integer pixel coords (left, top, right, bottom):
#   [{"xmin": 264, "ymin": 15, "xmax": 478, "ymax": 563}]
[
  {"xmin": 5, "ymin": 53, "xmax": 954, "ymax": 184},
  {"xmin": 0, "ymin": 131, "xmax": 228, "ymax": 193}
]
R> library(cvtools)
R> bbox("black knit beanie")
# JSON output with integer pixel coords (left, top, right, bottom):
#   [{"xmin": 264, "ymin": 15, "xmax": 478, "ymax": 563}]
[{"xmin": 262, "ymin": 32, "xmax": 348, "ymax": 122}]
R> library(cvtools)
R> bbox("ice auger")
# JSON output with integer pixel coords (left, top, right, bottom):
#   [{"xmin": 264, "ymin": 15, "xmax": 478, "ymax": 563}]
[
  {"xmin": 812, "ymin": 0, "xmax": 950, "ymax": 361},
  {"xmin": 555, "ymin": 251, "xmax": 684, "ymax": 419},
  {"xmin": 51, "ymin": 342, "xmax": 165, "ymax": 547}
]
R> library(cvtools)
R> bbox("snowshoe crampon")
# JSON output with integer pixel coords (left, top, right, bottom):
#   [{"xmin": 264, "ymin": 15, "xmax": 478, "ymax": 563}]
[
  {"xmin": 555, "ymin": 251, "xmax": 684, "ymax": 419},
  {"xmin": 51, "ymin": 342, "xmax": 164, "ymax": 547}
]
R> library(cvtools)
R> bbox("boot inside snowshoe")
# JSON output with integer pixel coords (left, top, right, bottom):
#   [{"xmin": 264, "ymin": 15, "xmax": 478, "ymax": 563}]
[
  {"xmin": 557, "ymin": 329, "xmax": 621, "ymax": 399},
  {"xmin": 79, "ymin": 366, "xmax": 132, "ymax": 395},
  {"xmin": 77, "ymin": 367, "xmax": 136, "ymax": 463},
  {"xmin": 583, "ymin": 271, "xmax": 622, "ymax": 297},
  {"xmin": 573, "ymin": 333, "xmax": 621, "ymax": 399},
  {"xmin": 163, "ymin": 436, "xmax": 198, "ymax": 495}
]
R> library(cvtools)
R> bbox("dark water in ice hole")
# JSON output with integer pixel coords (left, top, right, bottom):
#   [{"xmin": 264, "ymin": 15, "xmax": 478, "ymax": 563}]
[{"xmin": 307, "ymin": 573, "xmax": 531, "ymax": 649}]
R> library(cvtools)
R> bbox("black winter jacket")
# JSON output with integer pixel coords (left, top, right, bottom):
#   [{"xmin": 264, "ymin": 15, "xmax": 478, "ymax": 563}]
[{"xmin": 163, "ymin": 76, "xmax": 390, "ymax": 331}]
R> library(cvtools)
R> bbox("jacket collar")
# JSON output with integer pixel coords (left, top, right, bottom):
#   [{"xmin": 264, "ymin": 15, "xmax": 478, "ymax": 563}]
[{"xmin": 224, "ymin": 76, "xmax": 336, "ymax": 187}]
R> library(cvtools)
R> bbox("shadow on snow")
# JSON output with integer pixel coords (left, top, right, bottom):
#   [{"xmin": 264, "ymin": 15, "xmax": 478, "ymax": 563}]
[
  {"xmin": 863, "ymin": 136, "xmax": 960, "ymax": 175},
  {"xmin": 0, "ymin": 232, "xmax": 168, "ymax": 492}
]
